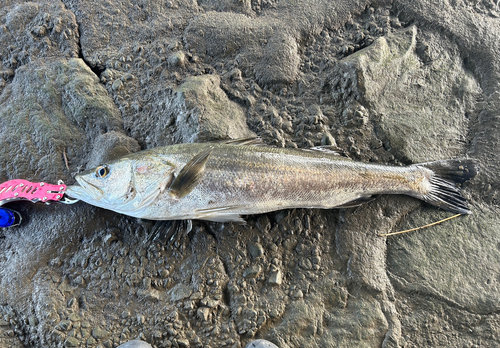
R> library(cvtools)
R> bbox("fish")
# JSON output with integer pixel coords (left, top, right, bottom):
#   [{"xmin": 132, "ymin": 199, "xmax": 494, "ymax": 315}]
[{"xmin": 65, "ymin": 138, "xmax": 479, "ymax": 222}]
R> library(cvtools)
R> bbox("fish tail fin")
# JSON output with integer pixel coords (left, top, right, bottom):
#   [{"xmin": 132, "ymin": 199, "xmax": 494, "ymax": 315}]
[{"xmin": 416, "ymin": 158, "xmax": 479, "ymax": 214}]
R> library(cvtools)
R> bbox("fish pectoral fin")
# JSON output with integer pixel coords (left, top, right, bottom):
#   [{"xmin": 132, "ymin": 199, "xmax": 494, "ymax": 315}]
[
  {"xmin": 334, "ymin": 195, "xmax": 376, "ymax": 208},
  {"xmin": 169, "ymin": 147, "xmax": 213, "ymax": 199},
  {"xmin": 194, "ymin": 206, "xmax": 245, "ymax": 223}
]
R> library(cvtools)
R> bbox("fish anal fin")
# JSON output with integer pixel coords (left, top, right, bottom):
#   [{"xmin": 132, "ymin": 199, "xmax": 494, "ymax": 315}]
[
  {"xmin": 335, "ymin": 196, "xmax": 376, "ymax": 208},
  {"xmin": 203, "ymin": 214, "xmax": 246, "ymax": 223},
  {"xmin": 194, "ymin": 206, "xmax": 245, "ymax": 223},
  {"xmin": 169, "ymin": 147, "xmax": 213, "ymax": 199}
]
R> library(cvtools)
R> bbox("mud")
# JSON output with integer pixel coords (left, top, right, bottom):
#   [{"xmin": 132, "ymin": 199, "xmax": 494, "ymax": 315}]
[{"xmin": 1, "ymin": 0, "xmax": 500, "ymax": 347}]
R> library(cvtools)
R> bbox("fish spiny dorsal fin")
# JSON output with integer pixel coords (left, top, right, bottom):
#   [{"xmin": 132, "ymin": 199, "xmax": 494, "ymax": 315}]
[
  {"xmin": 305, "ymin": 145, "xmax": 350, "ymax": 158},
  {"xmin": 218, "ymin": 137, "xmax": 264, "ymax": 146},
  {"xmin": 169, "ymin": 147, "xmax": 213, "ymax": 199}
]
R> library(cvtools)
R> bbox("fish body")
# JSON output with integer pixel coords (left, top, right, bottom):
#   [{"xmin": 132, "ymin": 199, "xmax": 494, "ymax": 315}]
[{"xmin": 66, "ymin": 140, "xmax": 478, "ymax": 222}]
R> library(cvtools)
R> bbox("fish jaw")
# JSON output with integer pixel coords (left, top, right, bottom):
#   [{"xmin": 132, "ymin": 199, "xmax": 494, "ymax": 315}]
[{"xmin": 66, "ymin": 176, "xmax": 104, "ymax": 202}]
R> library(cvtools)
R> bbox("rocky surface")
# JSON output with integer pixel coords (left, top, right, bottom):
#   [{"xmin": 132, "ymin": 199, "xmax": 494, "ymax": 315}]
[{"xmin": 1, "ymin": 0, "xmax": 499, "ymax": 347}]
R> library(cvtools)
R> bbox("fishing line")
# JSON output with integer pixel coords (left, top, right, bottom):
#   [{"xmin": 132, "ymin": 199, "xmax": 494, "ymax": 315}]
[{"xmin": 379, "ymin": 213, "xmax": 462, "ymax": 237}]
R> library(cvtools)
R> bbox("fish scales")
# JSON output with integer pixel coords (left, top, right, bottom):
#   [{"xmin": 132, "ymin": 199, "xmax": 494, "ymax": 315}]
[
  {"xmin": 159, "ymin": 146, "xmax": 383, "ymax": 212},
  {"xmin": 66, "ymin": 141, "xmax": 479, "ymax": 221}
]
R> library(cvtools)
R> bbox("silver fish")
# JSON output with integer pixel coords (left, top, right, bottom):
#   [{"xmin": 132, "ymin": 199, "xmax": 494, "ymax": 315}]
[{"xmin": 66, "ymin": 139, "xmax": 478, "ymax": 222}]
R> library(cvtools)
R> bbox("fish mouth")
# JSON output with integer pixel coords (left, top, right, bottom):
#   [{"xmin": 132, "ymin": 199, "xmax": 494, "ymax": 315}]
[{"xmin": 65, "ymin": 176, "xmax": 104, "ymax": 201}]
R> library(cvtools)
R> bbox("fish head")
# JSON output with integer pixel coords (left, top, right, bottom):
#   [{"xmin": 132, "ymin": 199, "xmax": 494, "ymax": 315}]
[
  {"xmin": 66, "ymin": 155, "xmax": 176, "ymax": 213},
  {"xmin": 67, "ymin": 160, "xmax": 135, "ymax": 209}
]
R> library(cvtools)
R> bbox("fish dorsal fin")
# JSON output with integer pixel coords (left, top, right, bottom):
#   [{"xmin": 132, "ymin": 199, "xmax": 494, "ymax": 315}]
[
  {"xmin": 335, "ymin": 195, "xmax": 376, "ymax": 208},
  {"xmin": 169, "ymin": 147, "xmax": 213, "ymax": 199},
  {"xmin": 307, "ymin": 145, "xmax": 349, "ymax": 157},
  {"xmin": 218, "ymin": 137, "xmax": 264, "ymax": 146}
]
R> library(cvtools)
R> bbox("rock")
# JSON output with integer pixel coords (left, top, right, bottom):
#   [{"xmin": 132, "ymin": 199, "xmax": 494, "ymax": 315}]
[
  {"xmin": 388, "ymin": 209, "xmax": 500, "ymax": 314},
  {"xmin": 168, "ymin": 283, "xmax": 193, "ymax": 302},
  {"xmin": 0, "ymin": 2, "xmax": 79, "ymax": 74},
  {"xmin": 270, "ymin": 279, "xmax": 387, "ymax": 347},
  {"xmin": 198, "ymin": 0, "xmax": 252, "ymax": 14},
  {"xmin": 173, "ymin": 74, "xmax": 256, "ymax": 142},
  {"xmin": 85, "ymin": 131, "xmax": 141, "ymax": 169},
  {"xmin": 184, "ymin": 0, "xmax": 369, "ymax": 86},
  {"xmin": 254, "ymin": 33, "xmax": 299, "ymax": 85},
  {"xmin": 137, "ymin": 288, "xmax": 161, "ymax": 301},
  {"xmin": 329, "ymin": 25, "xmax": 481, "ymax": 162},
  {"xmin": 0, "ymin": 58, "xmax": 123, "ymax": 181}
]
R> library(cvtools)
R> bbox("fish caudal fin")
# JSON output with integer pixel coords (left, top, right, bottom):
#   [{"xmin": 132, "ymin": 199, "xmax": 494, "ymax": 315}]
[{"xmin": 417, "ymin": 158, "xmax": 479, "ymax": 214}]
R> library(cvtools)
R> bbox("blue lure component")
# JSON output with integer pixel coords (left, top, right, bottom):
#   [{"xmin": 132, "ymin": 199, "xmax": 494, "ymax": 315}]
[{"xmin": 0, "ymin": 207, "xmax": 16, "ymax": 228}]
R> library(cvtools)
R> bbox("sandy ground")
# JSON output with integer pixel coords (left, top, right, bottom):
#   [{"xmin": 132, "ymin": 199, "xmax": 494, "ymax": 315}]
[{"xmin": 1, "ymin": 0, "xmax": 500, "ymax": 347}]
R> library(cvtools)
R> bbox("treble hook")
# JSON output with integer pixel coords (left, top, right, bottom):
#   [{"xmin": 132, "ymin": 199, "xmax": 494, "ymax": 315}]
[{"xmin": 59, "ymin": 195, "xmax": 80, "ymax": 204}]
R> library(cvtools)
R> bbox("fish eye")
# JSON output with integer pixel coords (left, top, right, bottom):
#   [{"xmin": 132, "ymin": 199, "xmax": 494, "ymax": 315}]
[{"xmin": 95, "ymin": 165, "xmax": 110, "ymax": 178}]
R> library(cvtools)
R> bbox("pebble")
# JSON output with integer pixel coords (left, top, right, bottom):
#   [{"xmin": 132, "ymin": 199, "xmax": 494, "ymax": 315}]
[
  {"xmin": 82, "ymin": 328, "xmax": 92, "ymax": 338},
  {"xmin": 112, "ymin": 79, "xmax": 124, "ymax": 91},
  {"xmin": 200, "ymin": 297, "xmax": 218, "ymax": 308},
  {"xmin": 243, "ymin": 265, "xmax": 262, "ymax": 278},
  {"xmin": 245, "ymin": 339, "xmax": 279, "ymax": 348},
  {"xmin": 248, "ymin": 242, "xmax": 264, "ymax": 259},
  {"xmin": 116, "ymin": 340, "xmax": 152, "ymax": 348},
  {"xmin": 55, "ymin": 320, "xmax": 72, "ymax": 332},
  {"xmin": 168, "ymin": 51, "xmax": 186, "ymax": 68},
  {"xmin": 92, "ymin": 327, "xmax": 109, "ymax": 339},
  {"xmin": 299, "ymin": 258, "xmax": 312, "ymax": 270},
  {"xmin": 103, "ymin": 233, "xmax": 118, "ymax": 244},
  {"xmin": 197, "ymin": 307, "xmax": 210, "ymax": 321},
  {"xmin": 121, "ymin": 73, "xmax": 134, "ymax": 81},
  {"xmin": 68, "ymin": 313, "xmax": 81, "ymax": 322},
  {"xmin": 291, "ymin": 289, "xmax": 304, "ymax": 300},
  {"xmin": 268, "ymin": 270, "xmax": 283, "ymax": 285},
  {"xmin": 28, "ymin": 316, "xmax": 38, "ymax": 326},
  {"xmin": 176, "ymin": 338, "xmax": 190, "ymax": 347},
  {"xmin": 64, "ymin": 336, "xmax": 80, "ymax": 347}
]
